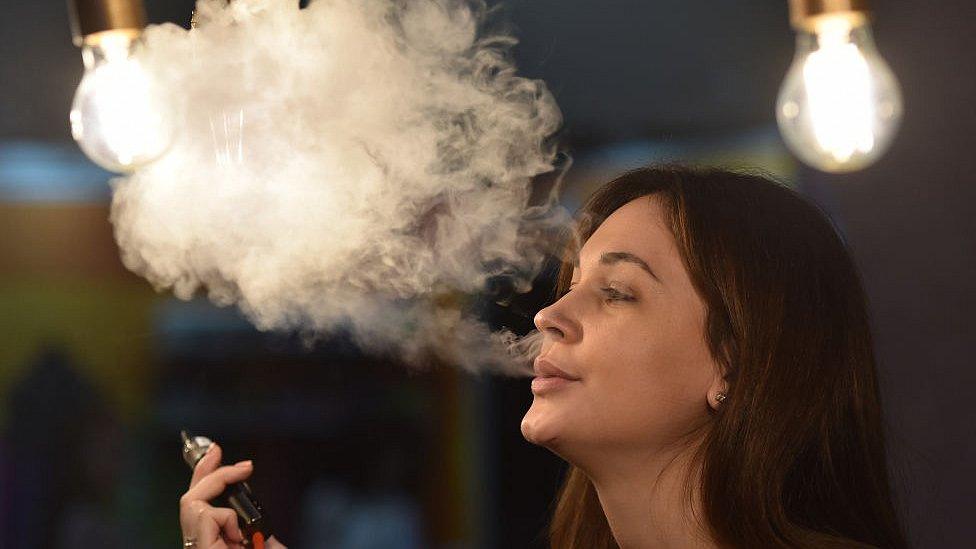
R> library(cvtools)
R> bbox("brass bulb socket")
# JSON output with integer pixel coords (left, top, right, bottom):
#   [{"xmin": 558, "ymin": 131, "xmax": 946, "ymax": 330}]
[
  {"xmin": 788, "ymin": 0, "xmax": 871, "ymax": 32},
  {"xmin": 68, "ymin": 0, "xmax": 147, "ymax": 47}
]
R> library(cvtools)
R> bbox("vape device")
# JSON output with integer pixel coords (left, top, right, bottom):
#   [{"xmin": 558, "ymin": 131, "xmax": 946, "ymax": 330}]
[{"xmin": 181, "ymin": 430, "xmax": 272, "ymax": 548}]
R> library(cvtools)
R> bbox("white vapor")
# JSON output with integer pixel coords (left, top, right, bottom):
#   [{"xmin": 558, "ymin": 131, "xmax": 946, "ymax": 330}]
[{"xmin": 110, "ymin": 0, "xmax": 563, "ymax": 373}]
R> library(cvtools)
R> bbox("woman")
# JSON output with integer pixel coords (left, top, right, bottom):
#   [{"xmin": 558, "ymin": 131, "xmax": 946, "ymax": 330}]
[
  {"xmin": 521, "ymin": 165, "xmax": 907, "ymax": 548},
  {"xmin": 180, "ymin": 165, "xmax": 908, "ymax": 548}
]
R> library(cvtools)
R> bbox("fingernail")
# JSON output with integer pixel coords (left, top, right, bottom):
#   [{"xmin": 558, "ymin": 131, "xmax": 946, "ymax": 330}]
[{"xmin": 235, "ymin": 460, "xmax": 253, "ymax": 467}]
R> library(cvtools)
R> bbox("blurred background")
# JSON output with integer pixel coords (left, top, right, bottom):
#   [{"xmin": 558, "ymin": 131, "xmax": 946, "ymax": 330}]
[{"xmin": 0, "ymin": 0, "xmax": 973, "ymax": 547}]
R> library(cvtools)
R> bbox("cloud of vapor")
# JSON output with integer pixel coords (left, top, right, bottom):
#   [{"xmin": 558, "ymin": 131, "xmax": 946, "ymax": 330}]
[{"xmin": 110, "ymin": 0, "xmax": 564, "ymax": 373}]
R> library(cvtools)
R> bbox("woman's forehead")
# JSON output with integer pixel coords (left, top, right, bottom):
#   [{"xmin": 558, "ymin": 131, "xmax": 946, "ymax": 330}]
[{"xmin": 576, "ymin": 197, "xmax": 673, "ymax": 267}]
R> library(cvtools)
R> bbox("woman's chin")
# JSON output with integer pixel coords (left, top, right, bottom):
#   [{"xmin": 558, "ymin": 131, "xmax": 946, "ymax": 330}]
[{"xmin": 520, "ymin": 400, "xmax": 563, "ymax": 447}]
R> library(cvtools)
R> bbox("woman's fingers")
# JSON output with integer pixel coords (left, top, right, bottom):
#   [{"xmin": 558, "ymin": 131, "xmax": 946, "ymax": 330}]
[
  {"xmin": 197, "ymin": 506, "xmax": 244, "ymax": 547},
  {"xmin": 183, "ymin": 461, "xmax": 254, "ymax": 503},
  {"xmin": 190, "ymin": 443, "xmax": 223, "ymax": 489},
  {"xmin": 205, "ymin": 539, "xmax": 243, "ymax": 549},
  {"xmin": 266, "ymin": 535, "xmax": 288, "ymax": 549},
  {"xmin": 180, "ymin": 442, "xmax": 257, "ymax": 549}
]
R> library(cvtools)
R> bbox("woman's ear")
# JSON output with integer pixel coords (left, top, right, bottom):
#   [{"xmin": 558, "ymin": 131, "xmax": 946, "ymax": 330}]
[
  {"xmin": 708, "ymin": 389, "xmax": 728, "ymax": 411},
  {"xmin": 707, "ymin": 365, "xmax": 729, "ymax": 411}
]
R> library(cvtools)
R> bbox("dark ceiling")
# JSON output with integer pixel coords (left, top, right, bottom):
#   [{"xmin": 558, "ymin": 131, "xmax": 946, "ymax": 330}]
[{"xmin": 508, "ymin": 0, "xmax": 794, "ymax": 140}]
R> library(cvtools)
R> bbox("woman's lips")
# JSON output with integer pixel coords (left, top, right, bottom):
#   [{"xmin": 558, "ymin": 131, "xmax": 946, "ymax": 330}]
[
  {"xmin": 531, "ymin": 375, "xmax": 578, "ymax": 394},
  {"xmin": 531, "ymin": 357, "xmax": 581, "ymax": 395}
]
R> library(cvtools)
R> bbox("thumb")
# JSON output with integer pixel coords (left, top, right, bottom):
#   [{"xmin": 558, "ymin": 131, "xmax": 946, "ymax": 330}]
[{"xmin": 190, "ymin": 442, "xmax": 222, "ymax": 488}]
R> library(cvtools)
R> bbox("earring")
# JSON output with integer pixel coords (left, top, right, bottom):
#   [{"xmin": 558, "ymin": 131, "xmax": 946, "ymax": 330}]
[{"xmin": 715, "ymin": 392, "xmax": 727, "ymax": 404}]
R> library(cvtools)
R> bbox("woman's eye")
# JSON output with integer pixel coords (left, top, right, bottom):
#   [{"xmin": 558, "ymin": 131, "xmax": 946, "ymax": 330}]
[{"xmin": 601, "ymin": 287, "xmax": 635, "ymax": 303}]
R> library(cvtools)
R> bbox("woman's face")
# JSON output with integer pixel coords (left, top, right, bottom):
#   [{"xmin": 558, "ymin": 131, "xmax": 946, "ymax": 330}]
[{"xmin": 521, "ymin": 195, "xmax": 723, "ymax": 463}]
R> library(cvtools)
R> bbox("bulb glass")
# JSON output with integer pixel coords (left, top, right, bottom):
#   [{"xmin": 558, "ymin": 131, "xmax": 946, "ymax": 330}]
[
  {"xmin": 777, "ymin": 16, "xmax": 903, "ymax": 172},
  {"xmin": 70, "ymin": 33, "xmax": 172, "ymax": 172}
]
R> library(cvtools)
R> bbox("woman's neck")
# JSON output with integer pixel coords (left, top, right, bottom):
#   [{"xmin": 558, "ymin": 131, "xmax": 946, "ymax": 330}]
[{"xmin": 585, "ymin": 440, "xmax": 717, "ymax": 549}]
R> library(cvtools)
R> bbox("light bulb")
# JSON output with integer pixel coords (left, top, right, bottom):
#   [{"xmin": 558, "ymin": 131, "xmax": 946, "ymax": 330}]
[
  {"xmin": 70, "ymin": 32, "xmax": 172, "ymax": 172},
  {"xmin": 777, "ymin": 14, "xmax": 903, "ymax": 173}
]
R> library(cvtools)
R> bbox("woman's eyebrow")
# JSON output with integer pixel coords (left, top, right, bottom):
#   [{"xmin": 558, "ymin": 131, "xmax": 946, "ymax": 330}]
[{"xmin": 598, "ymin": 251, "xmax": 662, "ymax": 283}]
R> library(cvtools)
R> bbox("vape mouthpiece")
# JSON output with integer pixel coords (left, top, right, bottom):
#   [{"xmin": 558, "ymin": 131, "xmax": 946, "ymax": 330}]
[{"xmin": 181, "ymin": 430, "xmax": 213, "ymax": 469}]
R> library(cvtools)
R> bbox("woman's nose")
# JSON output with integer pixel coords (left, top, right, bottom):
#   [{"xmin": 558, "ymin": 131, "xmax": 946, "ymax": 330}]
[{"xmin": 534, "ymin": 303, "xmax": 581, "ymax": 343}]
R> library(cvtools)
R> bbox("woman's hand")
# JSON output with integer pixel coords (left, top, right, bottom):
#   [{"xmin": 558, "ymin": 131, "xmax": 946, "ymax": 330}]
[{"xmin": 179, "ymin": 442, "xmax": 287, "ymax": 549}]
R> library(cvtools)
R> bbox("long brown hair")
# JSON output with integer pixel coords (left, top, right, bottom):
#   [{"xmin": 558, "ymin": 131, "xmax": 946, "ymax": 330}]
[{"xmin": 546, "ymin": 165, "xmax": 907, "ymax": 548}]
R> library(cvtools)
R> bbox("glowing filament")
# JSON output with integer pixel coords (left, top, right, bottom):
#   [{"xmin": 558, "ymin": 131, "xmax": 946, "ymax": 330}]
[{"xmin": 802, "ymin": 23, "xmax": 875, "ymax": 163}]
